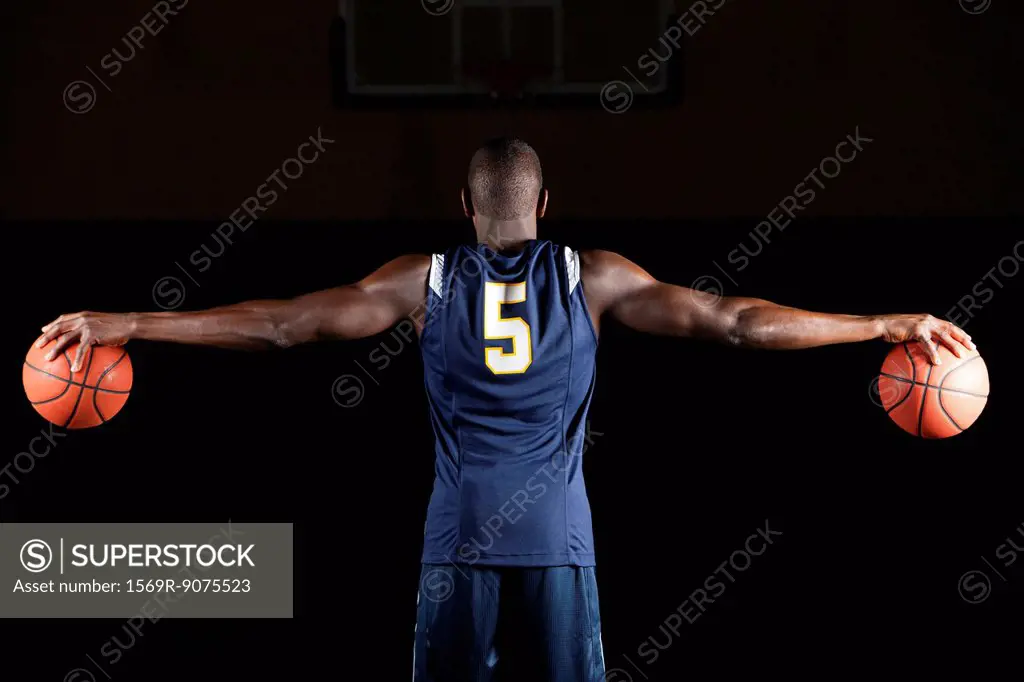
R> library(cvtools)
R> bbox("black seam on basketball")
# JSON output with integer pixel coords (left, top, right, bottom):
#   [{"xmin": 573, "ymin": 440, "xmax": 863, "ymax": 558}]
[
  {"xmin": 29, "ymin": 378, "xmax": 72, "ymax": 405},
  {"xmin": 23, "ymin": 362, "xmax": 130, "ymax": 394},
  {"xmin": 28, "ymin": 350, "xmax": 79, "ymax": 403},
  {"xmin": 90, "ymin": 350, "xmax": 126, "ymax": 425},
  {"xmin": 884, "ymin": 348, "xmax": 916, "ymax": 414},
  {"xmin": 94, "ymin": 350, "xmax": 128, "ymax": 389},
  {"xmin": 31, "ymin": 351, "xmax": 79, "ymax": 406},
  {"xmin": 28, "ymin": 350, "xmax": 74, "ymax": 403},
  {"xmin": 63, "ymin": 349, "xmax": 96, "ymax": 428},
  {"xmin": 879, "ymin": 373, "xmax": 989, "ymax": 398},
  {"xmin": 935, "ymin": 356, "xmax": 984, "ymax": 432},
  {"xmin": 903, "ymin": 343, "xmax": 917, "ymax": 383},
  {"xmin": 917, "ymin": 364, "xmax": 933, "ymax": 438},
  {"xmin": 93, "ymin": 388, "xmax": 106, "ymax": 423},
  {"xmin": 938, "ymin": 355, "xmax": 982, "ymax": 391},
  {"xmin": 884, "ymin": 381, "xmax": 914, "ymax": 415},
  {"xmin": 883, "ymin": 342, "xmax": 919, "ymax": 414},
  {"xmin": 936, "ymin": 389, "xmax": 965, "ymax": 432}
]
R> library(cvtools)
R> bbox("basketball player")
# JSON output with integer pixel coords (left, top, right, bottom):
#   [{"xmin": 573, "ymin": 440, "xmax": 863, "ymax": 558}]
[{"xmin": 38, "ymin": 138, "xmax": 974, "ymax": 681}]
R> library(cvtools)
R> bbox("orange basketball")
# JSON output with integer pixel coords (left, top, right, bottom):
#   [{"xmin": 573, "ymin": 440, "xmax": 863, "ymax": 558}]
[
  {"xmin": 877, "ymin": 342, "xmax": 988, "ymax": 438},
  {"xmin": 23, "ymin": 342, "xmax": 132, "ymax": 428}
]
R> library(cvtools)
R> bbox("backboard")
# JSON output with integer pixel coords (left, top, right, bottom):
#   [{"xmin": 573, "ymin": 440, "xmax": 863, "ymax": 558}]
[{"xmin": 330, "ymin": 0, "xmax": 683, "ymax": 110}]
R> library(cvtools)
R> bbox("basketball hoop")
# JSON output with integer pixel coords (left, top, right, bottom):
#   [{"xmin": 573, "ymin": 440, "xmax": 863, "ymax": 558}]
[{"xmin": 464, "ymin": 61, "xmax": 545, "ymax": 102}]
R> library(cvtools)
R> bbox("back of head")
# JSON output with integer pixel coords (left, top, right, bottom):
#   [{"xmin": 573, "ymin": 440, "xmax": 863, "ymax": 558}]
[{"xmin": 467, "ymin": 137, "xmax": 543, "ymax": 221}]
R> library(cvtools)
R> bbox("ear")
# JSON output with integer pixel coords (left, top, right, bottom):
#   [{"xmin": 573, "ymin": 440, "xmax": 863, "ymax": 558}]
[
  {"xmin": 461, "ymin": 188, "xmax": 474, "ymax": 217},
  {"xmin": 537, "ymin": 188, "xmax": 548, "ymax": 219}
]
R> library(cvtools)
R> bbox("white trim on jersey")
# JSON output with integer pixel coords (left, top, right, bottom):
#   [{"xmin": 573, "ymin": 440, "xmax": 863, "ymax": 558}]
[
  {"xmin": 565, "ymin": 246, "xmax": 581, "ymax": 294},
  {"xmin": 429, "ymin": 253, "xmax": 445, "ymax": 297}
]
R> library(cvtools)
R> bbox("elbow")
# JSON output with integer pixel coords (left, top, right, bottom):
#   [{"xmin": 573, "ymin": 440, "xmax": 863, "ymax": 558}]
[
  {"xmin": 725, "ymin": 326, "xmax": 751, "ymax": 348},
  {"xmin": 270, "ymin": 324, "xmax": 304, "ymax": 349},
  {"xmin": 270, "ymin": 332, "xmax": 296, "ymax": 350},
  {"xmin": 267, "ymin": 315, "xmax": 302, "ymax": 349},
  {"xmin": 726, "ymin": 312, "xmax": 767, "ymax": 349},
  {"xmin": 266, "ymin": 303, "xmax": 324, "ymax": 349}
]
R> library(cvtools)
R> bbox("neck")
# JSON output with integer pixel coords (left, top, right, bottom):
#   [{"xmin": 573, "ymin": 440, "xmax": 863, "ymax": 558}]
[{"xmin": 474, "ymin": 218, "xmax": 538, "ymax": 251}]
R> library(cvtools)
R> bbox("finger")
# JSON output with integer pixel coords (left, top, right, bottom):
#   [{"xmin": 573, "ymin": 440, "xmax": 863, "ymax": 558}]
[
  {"xmin": 935, "ymin": 331, "xmax": 962, "ymax": 358},
  {"xmin": 71, "ymin": 334, "xmax": 92, "ymax": 373},
  {"xmin": 45, "ymin": 330, "xmax": 80, "ymax": 362},
  {"xmin": 946, "ymin": 324, "xmax": 976, "ymax": 352},
  {"xmin": 919, "ymin": 335, "xmax": 942, "ymax": 365},
  {"xmin": 41, "ymin": 313, "xmax": 83, "ymax": 333},
  {"xmin": 40, "ymin": 315, "xmax": 64, "ymax": 333},
  {"xmin": 36, "ymin": 322, "xmax": 68, "ymax": 348}
]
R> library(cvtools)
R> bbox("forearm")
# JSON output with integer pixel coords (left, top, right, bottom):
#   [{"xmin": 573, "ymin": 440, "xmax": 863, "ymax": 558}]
[
  {"xmin": 126, "ymin": 301, "xmax": 296, "ymax": 350},
  {"xmin": 39, "ymin": 255, "xmax": 431, "ymax": 370},
  {"xmin": 583, "ymin": 250, "xmax": 972, "ymax": 364},
  {"xmin": 727, "ymin": 299, "xmax": 884, "ymax": 349},
  {"xmin": 127, "ymin": 276, "xmax": 419, "ymax": 350}
]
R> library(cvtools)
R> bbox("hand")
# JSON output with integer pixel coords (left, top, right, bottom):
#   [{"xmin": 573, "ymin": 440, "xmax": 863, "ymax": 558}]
[
  {"xmin": 879, "ymin": 314, "xmax": 975, "ymax": 365},
  {"xmin": 36, "ymin": 312, "xmax": 135, "ymax": 372}
]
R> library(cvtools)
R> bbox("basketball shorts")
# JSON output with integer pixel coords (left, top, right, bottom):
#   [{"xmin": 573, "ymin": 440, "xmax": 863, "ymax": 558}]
[{"xmin": 413, "ymin": 564, "xmax": 606, "ymax": 682}]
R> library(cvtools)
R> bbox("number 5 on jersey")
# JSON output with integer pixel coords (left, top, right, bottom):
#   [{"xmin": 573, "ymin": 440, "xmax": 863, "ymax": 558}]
[{"xmin": 484, "ymin": 282, "xmax": 532, "ymax": 375}]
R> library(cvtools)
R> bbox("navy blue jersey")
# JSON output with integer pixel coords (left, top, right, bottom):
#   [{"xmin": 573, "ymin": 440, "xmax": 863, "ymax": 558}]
[{"xmin": 420, "ymin": 240, "xmax": 599, "ymax": 567}]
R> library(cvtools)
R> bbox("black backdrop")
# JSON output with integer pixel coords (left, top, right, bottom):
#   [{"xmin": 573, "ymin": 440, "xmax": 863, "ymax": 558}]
[{"xmin": 2, "ymin": 221, "xmax": 1023, "ymax": 679}]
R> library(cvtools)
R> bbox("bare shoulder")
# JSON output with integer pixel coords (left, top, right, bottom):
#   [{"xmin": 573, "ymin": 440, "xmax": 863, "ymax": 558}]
[
  {"xmin": 578, "ymin": 250, "xmax": 656, "ymax": 317},
  {"xmin": 375, "ymin": 254, "xmax": 432, "ymax": 276},
  {"xmin": 365, "ymin": 254, "xmax": 431, "ymax": 282},
  {"xmin": 360, "ymin": 254, "xmax": 432, "ymax": 303},
  {"xmin": 580, "ymin": 249, "xmax": 655, "ymax": 286},
  {"xmin": 579, "ymin": 249, "xmax": 627, "ymax": 273}
]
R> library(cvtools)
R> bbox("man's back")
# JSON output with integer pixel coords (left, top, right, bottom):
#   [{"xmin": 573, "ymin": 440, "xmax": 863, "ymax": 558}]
[{"xmin": 420, "ymin": 239, "xmax": 599, "ymax": 567}]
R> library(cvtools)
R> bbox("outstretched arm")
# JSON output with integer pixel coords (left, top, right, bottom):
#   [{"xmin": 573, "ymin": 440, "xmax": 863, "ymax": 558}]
[
  {"xmin": 37, "ymin": 255, "xmax": 431, "ymax": 371},
  {"xmin": 580, "ymin": 250, "xmax": 974, "ymax": 363}
]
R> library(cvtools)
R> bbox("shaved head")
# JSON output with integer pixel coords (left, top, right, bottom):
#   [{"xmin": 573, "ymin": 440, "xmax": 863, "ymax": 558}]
[{"xmin": 467, "ymin": 137, "xmax": 543, "ymax": 221}]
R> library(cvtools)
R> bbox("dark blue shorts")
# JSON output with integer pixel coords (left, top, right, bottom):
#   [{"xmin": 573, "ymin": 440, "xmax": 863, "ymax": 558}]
[{"xmin": 413, "ymin": 564, "xmax": 606, "ymax": 682}]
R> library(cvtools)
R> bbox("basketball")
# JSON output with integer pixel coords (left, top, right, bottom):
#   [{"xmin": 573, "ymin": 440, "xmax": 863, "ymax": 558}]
[
  {"xmin": 877, "ymin": 342, "xmax": 989, "ymax": 438},
  {"xmin": 23, "ymin": 342, "xmax": 133, "ymax": 429}
]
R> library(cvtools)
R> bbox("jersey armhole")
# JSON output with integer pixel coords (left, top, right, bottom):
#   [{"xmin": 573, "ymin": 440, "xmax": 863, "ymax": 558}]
[
  {"xmin": 565, "ymin": 246, "xmax": 599, "ymax": 345},
  {"xmin": 428, "ymin": 253, "xmax": 445, "ymax": 301},
  {"xmin": 565, "ymin": 246, "xmax": 581, "ymax": 295}
]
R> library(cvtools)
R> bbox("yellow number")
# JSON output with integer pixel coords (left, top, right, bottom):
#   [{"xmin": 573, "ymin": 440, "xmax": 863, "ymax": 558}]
[{"xmin": 484, "ymin": 282, "xmax": 532, "ymax": 375}]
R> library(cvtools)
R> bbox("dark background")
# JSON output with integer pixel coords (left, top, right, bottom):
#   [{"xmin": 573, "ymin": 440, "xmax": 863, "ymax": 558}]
[
  {"xmin": 1, "ymin": 0, "xmax": 1022, "ymax": 220},
  {"xmin": 2, "ymin": 223, "xmax": 1023, "ymax": 679},
  {"xmin": 1, "ymin": 0, "xmax": 1023, "ymax": 679}
]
